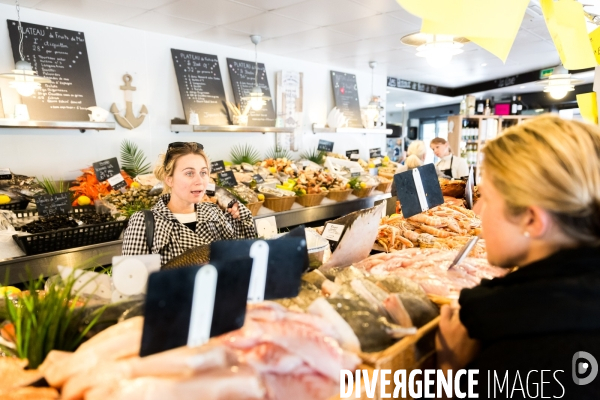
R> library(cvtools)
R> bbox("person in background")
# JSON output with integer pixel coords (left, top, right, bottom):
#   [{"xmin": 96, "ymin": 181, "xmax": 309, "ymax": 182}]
[
  {"xmin": 392, "ymin": 140, "xmax": 427, "ymax": 196},
  {"xmin": 122, "ymin": 142, "xmax": 257, "ymax": 266},
  {"xmin": 436, "ymin": 115, "xmax": 600, "ymax": 398},
  {"xmin": 430, "ymin": 137, "xmax": 469, "ymax": 179}
]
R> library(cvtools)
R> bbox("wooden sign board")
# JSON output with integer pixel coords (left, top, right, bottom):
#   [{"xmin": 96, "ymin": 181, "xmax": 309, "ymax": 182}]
[
  {"xmin": 7, "ymin": 20, "xmax": 96, "ymax": 121},
  {"xmin": 170, "ymin": 49, "xmax": 228, "ymax": 126}
]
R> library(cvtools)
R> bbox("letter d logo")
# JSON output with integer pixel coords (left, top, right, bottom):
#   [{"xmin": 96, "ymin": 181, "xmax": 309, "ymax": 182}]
[{"xmin": 572, "ymin": 351, "xmax": 598, "ymax": 386}]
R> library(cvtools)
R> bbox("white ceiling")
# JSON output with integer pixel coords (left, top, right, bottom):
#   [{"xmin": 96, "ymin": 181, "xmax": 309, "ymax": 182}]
[{"xmin": 3, "ymin": 0, "xmax": 599, "ymax": 110}]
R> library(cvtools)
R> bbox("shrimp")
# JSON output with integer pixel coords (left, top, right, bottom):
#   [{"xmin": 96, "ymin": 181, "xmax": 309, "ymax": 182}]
[
  {"xmin": 449, "ymin": 205, "xmax": 476, "ymax": 219},
  {"xmin": 443, "ymin": 217, "xmax": 466, "ymax": 234},
  {"xmin": 419, "ymin": 224, "xmax": 457, "ymax": 238},
  {"xmin": 402, "ymin": 229, "xmax": 420, "ymax": 244},
  {"xmin": 397, "ymin": 235, "xmax": 414, "ymax": 248},
  {"xmin": 408, "ymin": 214, "xmax": 447, "ymax": 227}
]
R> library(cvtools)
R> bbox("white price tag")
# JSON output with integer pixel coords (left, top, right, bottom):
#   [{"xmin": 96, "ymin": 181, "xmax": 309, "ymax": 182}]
[
  {"xmin": 107, "ymin": 173, "xmax": 125, "ymax": 186},
  {"xmin": 350, "ymin": 153, "xmax": 360, "ymax": 160},
  {"xmin": 255, "ymin": 216, "xmax": 278, "ymax": 239},
  {"xmin": 0, "ymin": 168, "xmax": 11, "ymax": 180},
  {"xmin": 322, "ymin": 223, "xmax": 345, "ymax": 242},
  {"xmin": 188, "ymin": 264, "xmax": 218, "ymax": 347},
  {"xmin": 373, "ymin": 158, "xmax": 382, "ymax": 167},
  {"xmin": 206, "ymin": 183, "xmax": 216, "ymax": 193}
]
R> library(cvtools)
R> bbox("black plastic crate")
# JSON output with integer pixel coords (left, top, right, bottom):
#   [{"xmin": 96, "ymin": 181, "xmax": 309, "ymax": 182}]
[
  {"xmin": 13, "ymin": 219, "xmax": 127, "ymax": 256},
  {"xmin": 0, "ymin": 200, "xmax": 30, "ymax": 210}
]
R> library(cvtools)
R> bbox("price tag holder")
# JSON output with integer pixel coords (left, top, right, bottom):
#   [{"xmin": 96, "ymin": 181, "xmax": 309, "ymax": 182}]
[
  {"xmin": 34, "ymin": 192, "xmax": 72, "ymax": 217},
  {"xmin": 317, "ymin": 139, "xmax": 334, "ymax": 152},
  {"xmin": 372, "ymin": 157, "xmax": 382, "ymax": 167},
  {"xmin": 107, "ymin": 174, "xmax": 127, "ymax": 191},
  {"xmin": 205, "ymin": 182, "xmax": 216, "ymax": 197},
  {"xmin": 350, "ymin": 166, "xmax": 362, "ymax": 178},
  {"xmin": 369, "ymin": 148, "xmax": 382, "ymax": 158},
  {"xmin": 211, "ymin": 160, "xmax": 226, "ymax": 173},
  {"xmin": 210, "ymin": 232, "xmax": 307, "ymax": 301},
  {"xmin": 255, "ymin": 216, "xmax": 277, "ymax": 239},
  {"xmin": 0, "ymin": 168, "xmax": 11, "ymax": 180},
  {"xmin": 346, "ymin": 149, "xmax": 359, "ymax": 160},
  {"xmin": 393, "ymin": 163, "xmax": 444, "ymax": 219},
  {"xmin": 253, "ymin": 174, "xmax": 265, "ymax": 184},
  {"xmin": 465, "ymin": 166, "xmax": 474, "ymax": 210},
  {"xmin": 140, "ymin": 257, "xmax": 253, "ymax": 357},
  {"xmin": 218, "ymin": 171, "xmax": 237, "ymax": 187},
  {"xmin": 322, "ymin": 223, "xmax": 347, "ymax": 252},
  {"xmin": 93, "ymin": 157, "xmax": 121, "ymax": 183}
]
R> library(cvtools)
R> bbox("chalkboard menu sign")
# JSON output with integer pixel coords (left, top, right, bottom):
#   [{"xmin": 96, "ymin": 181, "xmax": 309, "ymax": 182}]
[
  {"xmin": 346, "ymin": 149, "xmax": 359, "ymax": 160},
  {"xmin": 369, "ymin": 148, "xmax": 382, "ymax": 158},
  {"xmin": 218, "ymin": 171, "xmax": 237, "ymax": 187},
  {"xmin": 331, "ymin": 71, "xmax": 362, "ymax": 128},
  {"xmin": 227, "ymin": 58, "xmax": 275, "ymax": 127},
  {"xmin": 171, "ymin": 49, "xmax": 228, "ymax": 126},
  {"xmin": 93, "ymin": 157, "xmax": 120, "ymax": 182},
  {"xmin": 317, "ymin": 140, "xmax": 334, "ymax": 152},
  {"xmin": 7, "ymin": 20, "xmax": 96, "ymax": 121},
  {"xmin": 35, "ymin": 192, "xmax": 71, "ymax": 217},
  {"xmin": 211, "ymin": 160, "xmax": 226, "ymax": 173}
]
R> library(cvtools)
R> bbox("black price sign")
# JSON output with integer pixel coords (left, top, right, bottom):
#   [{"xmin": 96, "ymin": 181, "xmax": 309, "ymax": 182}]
[
  {"xmin": 346, "ymin": 150, "xmax": 359, "ymax": 160},
  {"xmin": 0, "ymin": 168, "xmax": 11, "ymax": 180},
  {"xmin": 211, "ymin": 160, "xmax": 226, "ymax": 173},
  {"xmin": 253, "ymin": 174, "xmax": 265, "ymax": 184},
  {"xmin": 93, "ymin": 157, "xmax": 121, "ymax": 182},
  {"xmin": 317, "ymin": 140, "xmax": 334, "ymax": 152},
  {"xmin": 369, "ymin": 148, "xmax": 382, "ymax": 158},
  {"xmin": 218, "ymin": 171, "xmax": 237, "ymax": 187},
  {"xmin": 35, "ymin": 192, "xmax": 72, "ymax": 217}
]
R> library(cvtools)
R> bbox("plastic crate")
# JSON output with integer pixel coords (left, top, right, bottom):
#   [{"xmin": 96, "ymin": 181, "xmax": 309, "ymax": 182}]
[
  {"xmin": 13, "ymin": 219, "xmax": 127, "ymax": 256},
  {"xmin": 0, "ymin": 200, "xmax": 30, "ymax": 211}
]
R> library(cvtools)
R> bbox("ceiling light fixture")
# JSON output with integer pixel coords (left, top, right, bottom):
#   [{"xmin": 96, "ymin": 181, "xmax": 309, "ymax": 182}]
[
  {"xmin": 481, "ymin": 63, "xmax": 487, "ymax": 67},
  {"xmin": 0, "ymin": 0, "xmax": 51, "ymax": 97},
  {"xmin": 401, "ymin": 32, "xmax": 469, "ymax": 69},
  {"xmin": 363, "ymin": 61, "xmax": 382, "ymax": 126},
  {"xmin": 539, "ymin": 66, "xmax": 581, "ymax": 100},
  {"xmin": 242, "ymin": 35, "xmax": 270, "ymax": 111},
  {"xmin": 395, "ymin": 103, "xmax": 405, "ymax": 108}
]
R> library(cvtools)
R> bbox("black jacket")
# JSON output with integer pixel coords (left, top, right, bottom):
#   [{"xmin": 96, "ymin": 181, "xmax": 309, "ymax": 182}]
[{"xmin": 459, "ymin": 247, "xmax": 600, "ymax": 399}]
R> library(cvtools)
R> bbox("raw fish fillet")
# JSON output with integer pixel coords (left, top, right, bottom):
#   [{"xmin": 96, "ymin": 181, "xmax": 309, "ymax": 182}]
[
  {"xmin": 307, "ymin": 297, "xmax": 361, "ymax": 353},
  {"xmin": 263, "ymin": 372, "xmax": 339, "ymax": 400}
]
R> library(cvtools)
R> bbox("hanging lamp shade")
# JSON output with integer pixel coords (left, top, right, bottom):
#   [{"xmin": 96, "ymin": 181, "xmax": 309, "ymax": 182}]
[
  {"xmin": 241, "ymin": 35, "xmax": 270, "ymax": 111},
  {"xmin": 401, "ymin": 33, "xmax": 469, "ymax": 68},
  {"xmin": 0, "ymin": 60, "xmax": 51, "ymax": 97}
]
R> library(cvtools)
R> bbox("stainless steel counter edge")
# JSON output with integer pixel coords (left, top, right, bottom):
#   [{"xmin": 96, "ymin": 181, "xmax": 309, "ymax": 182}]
[{"xmin": 0, "ymin": 193, "xmax": 391, "ymax": 284}]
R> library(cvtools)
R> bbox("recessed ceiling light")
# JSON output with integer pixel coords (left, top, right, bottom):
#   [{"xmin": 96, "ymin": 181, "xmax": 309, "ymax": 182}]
[
  {"xmin": 395, "ymin": 103, "xmax": 405, "ymax": 108},
  {"xmin": 520, "ymin": 85, "xmax": 526, "ymax": 89},
  {"xmin": 481, "ymin": 63, "xmax": 487, "ymax": 67},
  {"xmin": 386, "ymin": 90, "xmax": 390, "ymax": 94}
]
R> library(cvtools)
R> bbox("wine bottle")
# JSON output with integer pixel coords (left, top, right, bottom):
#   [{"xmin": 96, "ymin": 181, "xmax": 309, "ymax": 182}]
[
  {"xmin": 459, "ymin": 96, "xmax": 466, "ymax": 115},
  {"xmin": 511, "ymin": 96, "xmax": 517, "ymax": 115},
  {"xmin": 484, "ymin": 99, "xmax": 491, "ymax": 116},
  {"xmin": 517, "ymin": 96, "xmax": 523, "ymax": 115},
  {"xmin": 475, "ymin": 98, "xmax": 484, "ymax": 115}
]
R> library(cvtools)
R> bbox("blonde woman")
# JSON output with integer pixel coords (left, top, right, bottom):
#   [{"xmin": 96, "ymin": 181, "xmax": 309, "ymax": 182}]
[
  {"xmin": 430, "ymin": 137, "xmax": 469, "ymax": 179},
  {"xmin": 436, "ymin": 115, "xmax": 600, "ymax": 397},
  {"xmin": 122, "ymin": 142, "xmax": 256, "ymax": 266}
]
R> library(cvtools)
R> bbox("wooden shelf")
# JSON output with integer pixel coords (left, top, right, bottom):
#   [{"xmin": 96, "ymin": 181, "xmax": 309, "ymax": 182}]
[
  {"xmin": 0, "ymin": 119, "xmax": 116, "ymax": 133},
  {"xmin": 170, "ymin": 124, "xmax": 294, "ymax": 134},
  {"xmin": 311, "ymin": 124, "xmax": 393, "ymax": 135}
]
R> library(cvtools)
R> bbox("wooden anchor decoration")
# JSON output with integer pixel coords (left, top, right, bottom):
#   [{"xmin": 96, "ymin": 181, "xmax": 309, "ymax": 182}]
[{"xmin": 111, "ymin": 74, "xmax": 148, "ymax": 130}]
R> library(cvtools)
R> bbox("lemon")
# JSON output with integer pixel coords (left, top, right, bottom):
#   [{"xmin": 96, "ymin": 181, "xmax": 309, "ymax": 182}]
[
  {"xmin": 257, "ymin": 194, "xmax": 265, "ymax": 201},
  {"xmin": 383, "ymin": 156, "xmax": 390, "ymax": 162},
  {"xmin": 345, "ymin": 183, "xmax": 351, "ymax": 189},
  {"xmin": 268, "ymin": 167, "xmax": 277, "ymax": 174},
  {"xmin": 0, "ymin": 194, "xmax": 10, "ymax": 205},
  {"xmin": 224, "ymin": 161, "xmax": 232, "ymax": 166},
  {"xmin": 130, "ymin": 182, "xmax": 141, "ymax": 189},
  {"xmin": 300, "ymin": 188, "xmax": 307, "ymax": 195},
  {"xmin": 390, "ymin": 213, "xmax": 400, "ymax": 218},
  {"xmin": 77, "ymin": 195, "xmax": 91, "ymax": 206},
  {"xmin": 360, "ymin": 182, "xmax": 367, "ymax": 189},
  {"xmin": 368, "ymin": 163, "xmax": 375, "ymax": 168},
  {"xmin": 0, "ymin": 286, "xmax": 21, "ymax": 296}
]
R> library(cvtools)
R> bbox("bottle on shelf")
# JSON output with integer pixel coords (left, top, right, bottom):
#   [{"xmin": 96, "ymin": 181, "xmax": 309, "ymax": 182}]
[
  {"xmin": 484, "ymin": 99, "xmax": 491, "ymax": 116},
  {"xmin": 510, "ymin": 96, "xmax": 518, "ymax": 115},
  {"xmin": 475, "ymin": 98, "xmax": 485, "ymax": 115},
  {"xmin": 516, "ymin": 96, "xmax": 523, "ymax": 115},
  {"xmin": 459, "ymin": 96, "xmax": 466, "ymax": 116}
]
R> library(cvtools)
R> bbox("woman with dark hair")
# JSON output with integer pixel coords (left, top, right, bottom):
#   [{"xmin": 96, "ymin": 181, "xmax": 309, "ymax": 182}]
[
  {"xmin": 122, "ymin": 142, "xmax": 256, "ymax": 266},
  {"xmin": 430, "ymin": 137, "xmax": 469, "ymax": 179}
]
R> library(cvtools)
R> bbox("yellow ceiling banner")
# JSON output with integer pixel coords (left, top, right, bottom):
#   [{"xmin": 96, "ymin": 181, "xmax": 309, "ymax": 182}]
[
  {"xmin": 541, "ymin": 0, "xmax": 596, "ymax": 70},
  {"xmin": 397, "ymin": 0, "xmax": 529, "ymax": 62},
  {"xmin": 588, "ymin": 26, "xmax": 600, "ymax": 65},
  {"xmin": 576, "ymin": 92, "xmax": 598, "ymax": 124}
]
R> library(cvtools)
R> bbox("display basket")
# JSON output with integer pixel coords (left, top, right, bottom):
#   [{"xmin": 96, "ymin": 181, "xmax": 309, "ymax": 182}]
[
  {"xmin": 352, "ymin": 186, "xmax": 375, "ymax": 198},
  {"xmin": 246, "ymin": 201, "xmax": 264, "ymax": 216},
  {"xmin": 376, "ymin": 181, "xmax": 392, "ymax": 193},
  {"xmin": 295, "ymin": 192, "xmax": 327, "ymax": 207},
  {"xmin": 0, "ymin": 200, "xmax": 30, "ymax": 211},
  {"xmin": 263, "ymin": 196, "xmax": 296, "ymax": 212},
  {"xmin": 326, "ymin": 189, "xmax": 351, "ymax": 202}
]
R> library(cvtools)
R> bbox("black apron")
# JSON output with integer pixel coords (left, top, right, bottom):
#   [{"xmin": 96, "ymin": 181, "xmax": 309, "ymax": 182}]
[{"xmin": 439, "ymin": 155, "xmax": 454, "ymax": 178}]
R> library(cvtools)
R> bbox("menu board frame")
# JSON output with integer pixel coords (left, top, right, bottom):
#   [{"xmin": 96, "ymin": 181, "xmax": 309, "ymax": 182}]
[{"xmin": 331, "ymin": 70, "xmax": 362, "ymax": 128}]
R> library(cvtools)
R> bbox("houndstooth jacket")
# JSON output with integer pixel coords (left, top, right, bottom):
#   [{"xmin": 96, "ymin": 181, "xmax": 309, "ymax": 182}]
[{"xmin": 122, "ymin": 194, "xmax": 257, "ymax": 265}]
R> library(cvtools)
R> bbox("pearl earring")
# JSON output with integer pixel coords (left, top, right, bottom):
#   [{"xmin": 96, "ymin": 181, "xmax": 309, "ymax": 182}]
[{"xmin": 523, "ymin": 231, "xmax": 530, "ymax": 237}]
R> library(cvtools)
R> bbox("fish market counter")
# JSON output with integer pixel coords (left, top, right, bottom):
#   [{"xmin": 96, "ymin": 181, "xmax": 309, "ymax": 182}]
[
  {"xmin": 0, "ymin": 193, "xmax": 392, "ymax": 284},
  {"xmin": 0, "ymin": 241, "xmax": 122, "ymax": 285}
]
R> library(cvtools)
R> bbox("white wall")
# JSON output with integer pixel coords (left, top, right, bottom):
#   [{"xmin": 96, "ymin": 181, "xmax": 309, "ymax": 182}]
[{"xmin": 0, "ymin": 3, "xmax": 387, "ymax": 180}]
